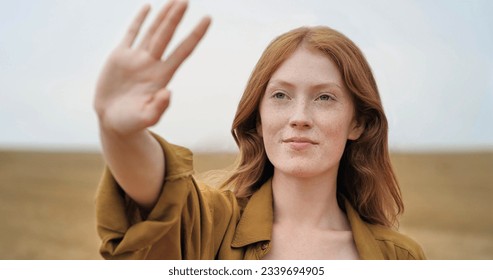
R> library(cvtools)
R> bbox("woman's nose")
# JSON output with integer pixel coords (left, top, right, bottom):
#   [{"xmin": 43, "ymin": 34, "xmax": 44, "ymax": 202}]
[{"xmin": 289, "ymin": 101, "xmax": 313, "ymax": 129}]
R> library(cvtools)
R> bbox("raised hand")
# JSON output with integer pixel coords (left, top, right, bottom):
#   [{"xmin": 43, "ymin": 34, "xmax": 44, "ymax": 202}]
[
  {"xmin": 94, "ymin": 0, "xmax": 211, "ymax": 136},
  {"xmin": 93, "ymin": 1, "xmax": 211, "ymax": 208}
]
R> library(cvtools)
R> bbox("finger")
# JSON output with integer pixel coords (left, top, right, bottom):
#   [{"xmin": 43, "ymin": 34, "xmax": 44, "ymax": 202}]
[
  {"xmin": 120, "ymin": 4, "xmax": 151, "ymax": 48},
  {"xmin": 143, "ymin": 89, "xmax": 171, "ymax": 126},
  {"xmin": 162, "ymin": 16, "xmax": 211, "ymax": 82},
  {"xmin": 138, "ymin": 0, "xmax": 176, "ymax": 50},
  {"xmin": 148, "ymin": 0, "xmax": 188, "ymax": 59},
  {"xmin": 154, "ymin": 88, "xmax": 171, "ymax": 114}
]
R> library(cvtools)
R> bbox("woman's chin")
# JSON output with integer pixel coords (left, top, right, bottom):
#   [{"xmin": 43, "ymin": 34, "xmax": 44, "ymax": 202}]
[{"xmin": 275, "ymin": 166, "xmax": 322, "ymax": 179}]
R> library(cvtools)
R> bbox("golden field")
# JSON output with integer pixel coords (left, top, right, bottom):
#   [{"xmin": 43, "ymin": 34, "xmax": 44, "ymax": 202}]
[{"xmin": 0, "ymin": 150, "xmax": 491, "ymax": 259}]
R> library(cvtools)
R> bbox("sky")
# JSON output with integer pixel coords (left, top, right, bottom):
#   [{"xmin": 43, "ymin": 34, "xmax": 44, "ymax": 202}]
[{"xmin": 1, "ymin": 0, "xmax": 492, "ymax": 152}]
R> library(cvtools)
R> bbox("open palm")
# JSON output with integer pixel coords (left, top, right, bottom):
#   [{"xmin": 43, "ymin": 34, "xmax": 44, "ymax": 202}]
[{"xmin": 94, "ymin": 1, "xmax": 211, "ymax": 136}]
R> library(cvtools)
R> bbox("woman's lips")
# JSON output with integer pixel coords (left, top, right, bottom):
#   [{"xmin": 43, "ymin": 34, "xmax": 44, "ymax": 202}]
[{"xmin": 283, "ymin": 137, "xmax": 318, "ymax": 150}]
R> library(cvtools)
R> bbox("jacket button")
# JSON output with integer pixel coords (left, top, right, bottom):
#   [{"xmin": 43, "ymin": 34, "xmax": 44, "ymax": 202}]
[{"xmin": 261, "ymin": 243, "xmax": 268, "ymax": 250}]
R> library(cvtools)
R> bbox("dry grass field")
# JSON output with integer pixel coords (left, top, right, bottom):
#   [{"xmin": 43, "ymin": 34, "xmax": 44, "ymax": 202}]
[{"xmin": 0, "ymin": 149, "xmax": 491, "ymax": 259}]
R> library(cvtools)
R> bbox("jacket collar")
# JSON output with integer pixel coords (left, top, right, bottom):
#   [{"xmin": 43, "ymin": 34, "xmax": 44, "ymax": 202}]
[
  {"xmin": 344, "ymin": 199, "xmax": 385, "ymax": 260},
  {"xmin": 231, "ymin": 178, "xmax": 273, "ymax": 248},
  {"xmin": 230, "ymin": 178, "xmax": 385, "ymax": 260}
]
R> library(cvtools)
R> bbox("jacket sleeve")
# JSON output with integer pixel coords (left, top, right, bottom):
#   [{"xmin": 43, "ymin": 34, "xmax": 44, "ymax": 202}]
[{"xmin": 95, "ymin": 134, "xmax": 237, "ymax": 259}]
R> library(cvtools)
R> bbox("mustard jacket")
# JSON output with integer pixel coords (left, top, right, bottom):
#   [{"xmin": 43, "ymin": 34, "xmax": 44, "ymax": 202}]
[{"xmin": 96, "ymin": 135, "xmax": 426, "ymax": 260}]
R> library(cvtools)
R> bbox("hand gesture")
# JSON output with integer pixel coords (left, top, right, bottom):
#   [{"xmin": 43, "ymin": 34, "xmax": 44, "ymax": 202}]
[{"xmin": 94, "ymin": 0, "xmax": 211, "ymax": 136}]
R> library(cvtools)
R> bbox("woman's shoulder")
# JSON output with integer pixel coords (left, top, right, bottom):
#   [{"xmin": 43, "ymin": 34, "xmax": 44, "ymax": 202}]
[{"xmin": 366, "ymin": 224, "xmax": 426, "ymax": 260}]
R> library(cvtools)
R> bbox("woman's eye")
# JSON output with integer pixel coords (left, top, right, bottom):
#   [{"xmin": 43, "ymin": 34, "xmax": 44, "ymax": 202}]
[
  {"xmin": 317, "ymin": 94, "xmax": 333, "ymax": 101},
  {"xmin": 272, "ymin": 92, "xmax": 287, "ymax": 99}
]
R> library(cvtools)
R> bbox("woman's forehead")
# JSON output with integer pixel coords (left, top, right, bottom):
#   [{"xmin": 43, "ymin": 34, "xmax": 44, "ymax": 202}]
[{"xmin": 268, "ymin": 46, "xmax": 344, "ymax": 89}]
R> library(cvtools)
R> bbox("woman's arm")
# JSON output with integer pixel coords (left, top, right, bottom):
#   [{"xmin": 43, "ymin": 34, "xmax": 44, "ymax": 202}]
[{"xmin": 93, "ymin": 0, "xmax": 211, "ymax": 209}]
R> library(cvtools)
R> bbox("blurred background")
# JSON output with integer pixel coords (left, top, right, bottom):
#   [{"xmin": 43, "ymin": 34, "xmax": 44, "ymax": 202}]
[{"xmin": 1, "ymin": 0, "xmax": 492, "ymax": 259}]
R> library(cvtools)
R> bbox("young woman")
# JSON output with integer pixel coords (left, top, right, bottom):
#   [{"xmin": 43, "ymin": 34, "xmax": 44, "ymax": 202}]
[{"xmin": 94, "ymin": 0, "xmax": 425, "ymax": 259}]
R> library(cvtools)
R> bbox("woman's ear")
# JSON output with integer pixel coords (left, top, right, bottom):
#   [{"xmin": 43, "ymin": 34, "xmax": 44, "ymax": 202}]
[{"xmin": 348, "ymin": 118, "xmax": 365, "ymax": 141}]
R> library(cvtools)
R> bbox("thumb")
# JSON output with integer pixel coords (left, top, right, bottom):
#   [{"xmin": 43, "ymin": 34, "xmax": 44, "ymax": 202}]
[
  {"xmin": 143, "ymin": 88, "xmax": 171, "ymax": 126},
  {"xmin": 154, "ymin": 88, "xmax": 171, "ymax": 114}
]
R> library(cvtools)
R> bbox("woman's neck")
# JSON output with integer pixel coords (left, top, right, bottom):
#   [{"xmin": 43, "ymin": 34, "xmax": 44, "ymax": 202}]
[{"xmin": 271, "ymin": 171, "xmax": 349, "ymax": 231}]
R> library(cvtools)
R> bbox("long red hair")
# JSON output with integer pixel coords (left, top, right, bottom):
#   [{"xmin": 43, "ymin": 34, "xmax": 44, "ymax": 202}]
[{"xmin": 222, "ymin": 26, "xmax": 403, "ymax": 227}]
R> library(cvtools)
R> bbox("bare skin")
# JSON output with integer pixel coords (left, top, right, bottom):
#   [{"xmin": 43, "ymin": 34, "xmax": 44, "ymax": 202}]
[{"xmin": 94, "ymin": 0, "xmax": 211, "ymax": 209}]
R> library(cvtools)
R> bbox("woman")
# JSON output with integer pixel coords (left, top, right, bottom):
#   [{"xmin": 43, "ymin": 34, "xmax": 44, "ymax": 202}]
[{"xmin": 94, "ymin": 0, "xmax": 425, "ymax": 259}]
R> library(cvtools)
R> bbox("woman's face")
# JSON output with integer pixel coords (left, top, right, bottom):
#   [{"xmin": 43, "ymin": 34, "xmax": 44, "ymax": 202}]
[{"xmin": 258, "ymin": 46, "xmax": 363, "ymax": 179}]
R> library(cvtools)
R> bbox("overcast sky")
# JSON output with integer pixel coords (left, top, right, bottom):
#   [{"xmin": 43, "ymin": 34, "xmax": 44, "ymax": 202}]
[{"xmin": 1, "ymin": 0, "xmax": 492, "ymax": 152}]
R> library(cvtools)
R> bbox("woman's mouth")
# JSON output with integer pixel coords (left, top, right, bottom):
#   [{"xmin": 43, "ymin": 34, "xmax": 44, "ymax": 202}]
[{"xmin": 283, "ymin": 137, "xmax": 318, "ymax": 150}]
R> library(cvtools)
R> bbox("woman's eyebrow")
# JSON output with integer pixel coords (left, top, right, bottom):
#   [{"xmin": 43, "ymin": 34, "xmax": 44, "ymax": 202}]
[
  {"xmin": 266, "ymin": 79, "xmax": 295, "ymax": 89},
  {"xmin": 312, "ymin": 82, "xmax": 343, "ymax": 92},
  {"xmin": 267, "ymin": 79, "xmax": 343, "ymax": 91}
]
